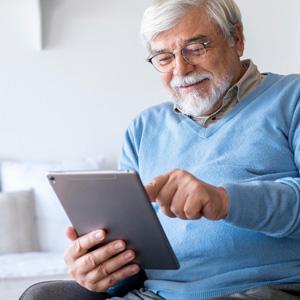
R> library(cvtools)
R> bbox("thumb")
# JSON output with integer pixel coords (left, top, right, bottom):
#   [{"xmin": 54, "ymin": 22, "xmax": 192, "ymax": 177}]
[
  {"xmin": 144, "ymin": 173, "xmax": 170, "ymax": 202},
  {"xmin": 65, "ymin": 226, "xmax": 78, "ymax": 241}
]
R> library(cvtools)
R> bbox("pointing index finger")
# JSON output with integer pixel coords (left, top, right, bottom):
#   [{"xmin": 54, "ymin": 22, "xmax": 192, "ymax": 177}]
[{"xmin": 144, "ymin": 172, "xmax": 170, "ymax": 202}]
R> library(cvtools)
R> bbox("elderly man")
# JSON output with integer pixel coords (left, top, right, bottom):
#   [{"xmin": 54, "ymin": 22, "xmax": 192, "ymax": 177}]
[{"xmin": 21, "ymin": 0, "xmax": 300, "ymax": 299}]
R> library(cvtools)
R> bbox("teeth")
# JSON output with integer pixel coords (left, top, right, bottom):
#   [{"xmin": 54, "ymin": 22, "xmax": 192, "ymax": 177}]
[{"xmin": 181, "ymin": 80, "xmax": 203, "ymax": 88}]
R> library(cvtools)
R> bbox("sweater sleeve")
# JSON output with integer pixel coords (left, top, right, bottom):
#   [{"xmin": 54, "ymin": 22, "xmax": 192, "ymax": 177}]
[{"xmin": 224, "ymin": 97, "xmax": 300, "ymax": 239}]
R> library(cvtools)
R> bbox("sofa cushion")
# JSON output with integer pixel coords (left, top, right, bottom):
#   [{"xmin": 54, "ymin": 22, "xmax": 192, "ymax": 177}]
[
  {"xmin": 0, "ymin": 190, "xmax": 39, "ymax": 254},
  {"xmin": 1, "ymin": 157, "xmax": 105, "ymax": 252},
  {"xmin": 0, "ymin": 252, "xmax": 68, "ymax": 279}
]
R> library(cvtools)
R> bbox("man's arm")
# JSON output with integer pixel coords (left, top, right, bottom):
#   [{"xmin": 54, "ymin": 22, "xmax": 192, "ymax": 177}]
[
  {"xmin": 144, "ymin": 98, "xmax": 300, "ymax": 240},
  {"xmin": 223, "ymin": 96, "xmax": 300, "ymax": 239}
]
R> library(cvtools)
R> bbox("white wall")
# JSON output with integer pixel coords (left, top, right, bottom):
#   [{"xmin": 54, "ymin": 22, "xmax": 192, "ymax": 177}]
[
  {"xmin": 0, "ymin": 0, "xmax": 299, "ymax": 167},
  {"xmin": 236, "ymin": 0, "xmax": 300, "ymax": 74}
]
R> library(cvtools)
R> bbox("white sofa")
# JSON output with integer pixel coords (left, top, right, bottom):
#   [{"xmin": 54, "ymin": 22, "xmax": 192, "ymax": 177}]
[{"xmin": 0, "ymin": 157, "xmax": 105, "ymax": 300}]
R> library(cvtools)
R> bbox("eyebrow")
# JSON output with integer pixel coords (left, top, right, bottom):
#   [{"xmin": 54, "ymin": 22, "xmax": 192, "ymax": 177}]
[
  {"xmin": 185, "ymin": 34, "xmax": 208, "ymax": 44},
  {"xmin": 150, "ymin": 34, "xmax": 209, "ymax": 56}
]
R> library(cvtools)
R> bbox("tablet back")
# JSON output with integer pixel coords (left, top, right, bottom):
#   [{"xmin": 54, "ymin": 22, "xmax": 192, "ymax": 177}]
[{"xmin": 47, "ymin": 171, "xmax": 179, "ymax": 270}]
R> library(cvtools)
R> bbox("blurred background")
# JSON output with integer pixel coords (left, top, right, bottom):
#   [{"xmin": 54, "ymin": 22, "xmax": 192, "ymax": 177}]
[
  {"xmin": 0, "ymin": 1, "xmax": 299, "ymax": 299},
  {"xmin": 0, "ymin": 0, "xmax": 299, "ymax": 167}
]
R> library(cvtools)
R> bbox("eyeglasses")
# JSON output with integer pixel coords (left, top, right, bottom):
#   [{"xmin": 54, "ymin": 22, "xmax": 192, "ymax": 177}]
[{"xmin": 147, "ymin": 41, "xmax": 210, "ymax": 73}]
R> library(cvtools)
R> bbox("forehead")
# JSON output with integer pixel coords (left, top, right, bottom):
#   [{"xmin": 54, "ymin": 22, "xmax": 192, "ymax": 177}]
[{"xmin": 150, "ymin": 6, "xmax": 220, "ymax": 52}]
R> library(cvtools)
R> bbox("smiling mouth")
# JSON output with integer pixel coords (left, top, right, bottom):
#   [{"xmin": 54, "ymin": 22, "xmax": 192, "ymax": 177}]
[{"xmin": 178, "ymin": 78, "xmax": 209, "ymax": 91}]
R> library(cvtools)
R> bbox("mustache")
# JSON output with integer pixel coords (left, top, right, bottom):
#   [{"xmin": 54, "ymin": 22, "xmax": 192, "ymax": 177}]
[{"xmin": 170, "ymin": 72, "xmax": 213, "ymax": 89}]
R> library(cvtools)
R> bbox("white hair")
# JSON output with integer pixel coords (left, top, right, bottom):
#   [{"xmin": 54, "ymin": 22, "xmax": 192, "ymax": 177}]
[{"xmin": 141, "ymin": 0, "xmax": 244, "ymax": 50}]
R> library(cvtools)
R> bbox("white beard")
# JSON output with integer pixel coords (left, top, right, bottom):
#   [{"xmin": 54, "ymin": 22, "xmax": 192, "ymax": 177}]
[{"xmin": 171, "ymin": 72, "xmax": 233, "ymax": 118}]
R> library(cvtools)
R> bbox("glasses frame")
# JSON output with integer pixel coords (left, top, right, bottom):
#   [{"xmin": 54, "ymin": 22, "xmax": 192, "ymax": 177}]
[{"xmin": 147, "ymin": 40, "xmax": 210, "ymax": 73}]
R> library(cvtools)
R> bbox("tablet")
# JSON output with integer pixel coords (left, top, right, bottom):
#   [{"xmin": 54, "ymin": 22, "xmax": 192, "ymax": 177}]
[{"xmin": 46, "ymin": 170, "xmax": 179, "ymax": 270}]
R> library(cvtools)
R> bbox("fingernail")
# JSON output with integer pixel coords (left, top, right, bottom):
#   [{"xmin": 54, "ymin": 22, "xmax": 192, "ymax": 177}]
[
  {"xmin": 114, "ymin": 241, "xmax": 125, "ymax": 250},
  {"xmin": 124, "ymin": 251, "xmax": 134, "ymax": 260},
  {"xmin": 130, "ymin": 265, "xmax": 140, "ymax": 274},
  {"xmin": 94, "ymin": 230, "xmax": 104, "ymax": 240}
]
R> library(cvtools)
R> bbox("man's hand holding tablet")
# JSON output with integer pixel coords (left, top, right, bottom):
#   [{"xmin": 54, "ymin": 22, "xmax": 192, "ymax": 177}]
[{"xmin": 64, "ymin": 226, "xmax": 140, "ymax": 292}]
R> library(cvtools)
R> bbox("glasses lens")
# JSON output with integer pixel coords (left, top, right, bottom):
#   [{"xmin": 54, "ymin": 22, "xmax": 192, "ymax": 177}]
[
  {"xmin": 182, "ymin": 43, "xmax": 206, "ymax": 65},
  {"xmin": 151, "ymin": 53, "xmax": 174, "ymax": 72}
]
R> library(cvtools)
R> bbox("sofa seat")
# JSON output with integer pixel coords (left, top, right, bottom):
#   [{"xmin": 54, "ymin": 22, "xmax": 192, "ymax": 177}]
[{"xmin": 0, "ymin": 252, "xmax": 70, "ymax": 300}]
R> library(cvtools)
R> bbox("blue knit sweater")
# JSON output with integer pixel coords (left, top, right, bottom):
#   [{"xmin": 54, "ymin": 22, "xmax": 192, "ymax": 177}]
[{"xmin": 119, "ymin": 73, "xmax": 300, "ymax": 300}]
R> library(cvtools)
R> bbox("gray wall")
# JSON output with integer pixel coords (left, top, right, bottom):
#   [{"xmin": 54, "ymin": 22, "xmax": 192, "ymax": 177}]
[{"xmin": 0, "ymin": 0, "xmax": 299, "ymax": 167}]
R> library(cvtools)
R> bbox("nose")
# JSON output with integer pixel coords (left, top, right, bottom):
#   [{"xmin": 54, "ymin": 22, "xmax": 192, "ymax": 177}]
[{"xmin": 173, "ymin": 53, "xmax": 195, "ymax": 76}]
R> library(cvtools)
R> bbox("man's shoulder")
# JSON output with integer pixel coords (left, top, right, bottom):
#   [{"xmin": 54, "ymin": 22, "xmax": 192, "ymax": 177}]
[
  {"xmin": 125, "ymin": 101, "xmax": 179, "ymax": 135},
  {"xmin": 257, "ymin": 73, "xmax": 300, "ymax": 103},
  {"xmin": 268, "ymin": 73, "xmax": 300, "ymax": 101},
  {"xmin": 257, "ymin": 73, "xmax": 300, "ymax": 117},
  {"xmin": 281, "ymin": 73, "xmax": 300, "ymax": 91},
  {"xmin": 267, "ymin": 72, "xmax": 300, "ymax": 86},
  {"xmin": 138, "ymin": 101, "xmax": 174, "ymax": 118},
  {"xmin": 131, "ymin": 101, "xmax": 175, "ymax": 125}
]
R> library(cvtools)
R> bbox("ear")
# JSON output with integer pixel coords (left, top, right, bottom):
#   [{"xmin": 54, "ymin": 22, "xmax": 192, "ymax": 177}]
[{"xmin": 233, "ymin": 22, "xmax": 244, "ymax": 57}]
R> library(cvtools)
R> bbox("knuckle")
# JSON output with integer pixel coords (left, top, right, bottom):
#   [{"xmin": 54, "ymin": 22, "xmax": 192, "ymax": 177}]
[
  {"xmin": 96, "ymin": 263, "xmax": 110, "ymax": 277},
  {"xmin": 183, "ymin": 206, "xmax": 191, "ymax": 215},
  {"xmin": 171, "ymin": 209, "xmax": 185, "ymax": 219},
  {"xmin": 162, "ymin": 207, "xmax": 176, "ymax": 218},
  {"xmin": 173, "ymin": 168, "xmax": 185, "ymax": 177},
  {"xmin": 156, "ymin": 197, "xmax": 164, "ymax": 206},
  {"xmin": 85, "ymin": 282, "xmax": 97, "ymax": 292},
  {"xmin": 95, "ymin": 281, "xmax": 107, "ymax": 292},
  {"xmin": 63, "ymin": 249, "xmax": 71, "ymax": 264},
  {"xmin": 83, "ymin": 253, "xmax": 96, "ymax": 269},
  {"xmin": 77, "ymin": 278, "xmax": 84, "ymax": 287},
  {"xmin": 150, "ymin": 179, "xmax": 158, "ymax": 187},
  {"xmin": 184, "ymin": 208, "xmax": 200, "ymax": 219},
  {"xmin": 67, "ymin": 267, "xmax": 76, "ymax": 278},
  {"xmin": 191, "ymin": 180, "xmax": 200, "ymax": 189},
  {"xmin": 73, "ymin": 239, "xmax": 83, "ymax": 254},
  {"xmin": 189, "ymin": 180, "xmax": 200, "ymax": 192},
  {"xmin": 84, "ymin": 273, "xmax": 98, "ymax": 286},
  {"xmin": 198, "ymin": 189, "xmax": 209, "ymax": 203},
  {"xmin": 160, "ymin": 206, "xmax": 169, "ymax": 214},
  {"xmin": 170, "ymin": 205, "xmax": 180, "ymax": 215},
  {"xmin": 68, "ymin": 263, "xmax": 82, "ymax": 279},
  {"xmin": 184, "ymin": 207, "xmax": 191, "ymax": 216},
  {"xmin": 85, "ymin": 275, "xmax": 95, "ymax": 286},
  {"xmin": 168, "ymin": 173, "xmax": 178, "ymax": 184},
  {"xmin": 203, "ymin": 190, "xmax": 211, "ymax": 201}
]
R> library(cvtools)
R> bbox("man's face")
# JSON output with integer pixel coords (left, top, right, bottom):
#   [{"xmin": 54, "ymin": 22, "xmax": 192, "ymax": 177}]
[{"xmin": 149, "ymin": 7, "xmax": 244, "ymax": 117}]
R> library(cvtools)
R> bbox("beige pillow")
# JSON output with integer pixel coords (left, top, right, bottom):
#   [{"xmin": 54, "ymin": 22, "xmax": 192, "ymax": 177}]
[
  {"xmin": 0, "ymin": 190, "xmax": 39, "ymax": 254},
  {"xmin": 1, "ymin": 158, "xmax": 105, "ymax": 252}
]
